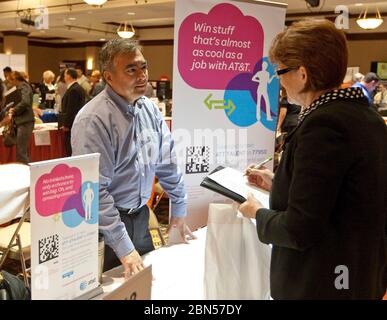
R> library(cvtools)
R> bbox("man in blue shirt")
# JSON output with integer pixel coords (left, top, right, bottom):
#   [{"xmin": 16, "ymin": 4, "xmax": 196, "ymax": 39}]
[
  {"xmin": 72, "ymin": 39, "xmax": 194, "ymax": 277},
  {"xmin": 352, "ymin": 72, "xmax": 380, "ymax": 105}
]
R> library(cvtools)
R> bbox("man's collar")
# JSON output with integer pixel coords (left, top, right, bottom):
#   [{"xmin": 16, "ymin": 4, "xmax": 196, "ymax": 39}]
[
  {"xmin": 357, "ymin": 82, "xmax": 370, "ymax": 93},
  {"xmin": 67, "ymin": 80, "xmax": 77, "ymax": 88},
  {"xmin": 105, "ymin": 84, "xmax": 144, "ymax": 116}
]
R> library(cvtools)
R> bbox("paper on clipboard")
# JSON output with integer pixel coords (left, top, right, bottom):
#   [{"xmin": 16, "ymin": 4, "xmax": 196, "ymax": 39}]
[{"xmin": 207, "ymin": 167, "xmax": 270, "ymax": 207}]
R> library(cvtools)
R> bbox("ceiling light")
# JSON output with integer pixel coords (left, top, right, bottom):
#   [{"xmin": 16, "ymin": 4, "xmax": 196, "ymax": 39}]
[
  {"xmin": 117, "ymin": 21, "xmax": 135, "ymax": 39},
  {"xmin": 356, "ymin": 7, "xmax": 383, "ymax": 29},
  {"xmin": 68, "ymin": 17, "xmax": 76, "ymax": 21},
  {"xmin": 84, "ymin": 0, "xmax": 107, "ymax": 6}
]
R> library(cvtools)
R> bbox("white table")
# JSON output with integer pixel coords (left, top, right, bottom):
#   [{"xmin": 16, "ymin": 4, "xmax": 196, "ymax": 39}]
[
  {"xmin": 96, "ymin": 227, "xmax": 207, "ymax": 300},
  {"xmin": 0, "ymin": 163, "xmax": 30, "ymax": 225}
]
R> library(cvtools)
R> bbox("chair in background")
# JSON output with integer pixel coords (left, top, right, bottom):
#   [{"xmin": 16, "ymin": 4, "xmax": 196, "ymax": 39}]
[
  {"xmin": 0, "ymin": 163, "xmax": 31, "ymax": 287},
  {"xmin": 152, "ymin": 181, "xmax": 166, "ymax": 212},
  {"xmin": 147, "ymin": 178, "xmax": 167, "ymax": 249},
  {"xmin": 148, "ymin": 207, "xmax": 166, "ymax": 249},
  {"xmin": 0, "ymin": 207, "xmax": 31, "ymax": 287}
]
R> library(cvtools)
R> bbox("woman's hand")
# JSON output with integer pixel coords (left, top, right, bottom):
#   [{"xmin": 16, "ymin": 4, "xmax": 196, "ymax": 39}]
[
  {"xmin": 239, "ymin": 193, "xmax": 264, "ymax": 219},
  {"xmin": 0, "ymin": 114, "xmax": 12, "ymax": 127},
  {"xmin": 245, "ymin": 164, "xmax": 274, "ymax": 192},
  {"xmin": 8, "ymin": 108, "xmax": 15, "ymax": 118}
]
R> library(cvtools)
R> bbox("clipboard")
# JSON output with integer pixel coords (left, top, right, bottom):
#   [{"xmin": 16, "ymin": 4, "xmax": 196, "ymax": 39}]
[{"xmin": 200, "ymin": 166, "xmax": 247, "ymax": 203}]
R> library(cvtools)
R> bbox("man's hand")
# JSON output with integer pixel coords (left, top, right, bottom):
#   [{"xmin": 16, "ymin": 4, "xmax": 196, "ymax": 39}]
[
  {"xmin": 119, "ymin": 249, "xmax": 144, "ymax": 279},
  {"xmin": 166, "ymin": 216, "xmax": 197, "ymax": 244},
  {"xmin": 61, "ymin": 126, "xmax": 70, "ymax": 132},
  {"xmin": 239, "ymin": 193, "xmax": 264, "ymax": 219}
]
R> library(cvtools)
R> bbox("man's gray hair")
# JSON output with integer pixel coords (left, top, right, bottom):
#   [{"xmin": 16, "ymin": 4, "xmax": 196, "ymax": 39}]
[{"xmin": 99, "ymin": 39, "xmax": 142, "ymax": 74}]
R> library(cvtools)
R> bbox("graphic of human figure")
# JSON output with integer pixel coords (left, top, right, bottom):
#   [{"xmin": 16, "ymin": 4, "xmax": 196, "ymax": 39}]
[
  {"xmin": 83, "ymin": 183, "xmax": 94, "ymax": 220},
  {"xmin": 252, "ymin": 61, "xmax": 276, "ymax": 122}
]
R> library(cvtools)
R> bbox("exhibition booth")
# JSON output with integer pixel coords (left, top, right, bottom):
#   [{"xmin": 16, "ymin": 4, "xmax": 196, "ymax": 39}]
[
  {"xmin": 0, "ymin": 160, "xmax": 270, "ymax": 300},
  {"xmin": 1, "ymin": 0, "xmax": 386, "ymax": 301},
  {"xmin": 0, "ymin": 123, "xmax": 66, "ymax": 164}
]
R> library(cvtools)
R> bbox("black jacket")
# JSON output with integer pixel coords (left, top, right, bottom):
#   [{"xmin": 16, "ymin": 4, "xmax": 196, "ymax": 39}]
[
  {"xmin": 61, "ymin": 82, "xmax": 85, "ymax": 129},
  {"xmin": 39, "ymin": 82, "xmax": 56, "ymax": 109},
  {"xmin": 13, "ymin": 82, "xmax": 34, "ymax": 126},
  {"xmin": 257, "ymin": 97, "xmax": 387, "ymax": 299}
]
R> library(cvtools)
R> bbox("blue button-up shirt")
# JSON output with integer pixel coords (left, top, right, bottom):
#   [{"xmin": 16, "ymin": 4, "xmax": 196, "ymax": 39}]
[{"xmin": 72, "ymin": 85, "xmax": 187, "ymax": 258}]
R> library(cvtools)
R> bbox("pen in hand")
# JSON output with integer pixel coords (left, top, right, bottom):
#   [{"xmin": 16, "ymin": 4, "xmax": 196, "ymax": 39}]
[{"xmin": 244, "ymin": 156, "xmax": 273, "ymax": 176}]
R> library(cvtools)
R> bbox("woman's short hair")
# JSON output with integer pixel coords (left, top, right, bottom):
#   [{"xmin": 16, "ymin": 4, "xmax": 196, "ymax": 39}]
[
  {"xmin": 91, "ymin": 70, "xmax": 101, "ymax": 79},
  {"xmin": 269, "ymin": 19, "xmax": 348, "ymax": 92},
  {"xmin": 12, "ymin": 71, "xmax": 27, "ymax": 82},
  {"xmin": 352, "ymin": 72, "xmax": 364, "ymax": 83},
  {"xmin": 43, "ymin": 70, "xmax": 55, "ymax": 82}
]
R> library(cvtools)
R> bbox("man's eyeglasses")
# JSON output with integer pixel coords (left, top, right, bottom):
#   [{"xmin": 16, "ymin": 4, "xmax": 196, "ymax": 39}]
[{"xmin": 276, "ymin": 67, "xmax": 297, "ymax": 76}]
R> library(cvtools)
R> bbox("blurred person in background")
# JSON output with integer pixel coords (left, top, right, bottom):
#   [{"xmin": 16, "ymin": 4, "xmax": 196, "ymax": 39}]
[
  {"xmin": 76, "ymin": 68, "xmax": 92, "ymax": 101},
  {"xmin": 352, "ymin": 72, "xmax": 380, "ymax": 106},
  {"xmin": 0, "ymin": 78, "xmax": 4, "ymax": 111},
  {"xmin": 89, "ymin": 70, "xmax": 105, "ymax": 98},
  {"xmin": 55, "ymin": 70, "xmax": 67, "ymax": 113},
  {"xmin": 60, "ymin": 68, "xmax": 86, "ymax": 156},
  {"xmin": 144, "ymin": 82, "xmax": 154, "ymax": 98},
  {"xmin": 3, "ymin": 66, "xmax": 13, "ymax": 90},
  {"xmin": 6, "ymin": 71, "xmax": 34, "ymax": 163},
  {"xmin": 39, "ymin": 70, "xmax": 56, "ymax": 109},
  {"xmin": 374, "ymin": 83, "xmax": 387, "ymax": 116},
  {"xmin": 156, "ymin": 95, "xmax": 166, "ymax": 117},
  {"xmin": 352, "ymin": 72, "xmax": 364, "ymax": 84}
]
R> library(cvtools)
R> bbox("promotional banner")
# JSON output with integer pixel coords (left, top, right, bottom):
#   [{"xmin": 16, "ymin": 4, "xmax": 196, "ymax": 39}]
[
  {"xmin": 173, "ymin": 0, "xmax": 287, "ymax": 229},
  {"xmin": 30, "ymin": 154, "xmax": 100, "ymax": 300}
]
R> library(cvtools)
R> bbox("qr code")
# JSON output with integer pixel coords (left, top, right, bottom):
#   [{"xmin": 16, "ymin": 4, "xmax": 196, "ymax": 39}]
[
  {"xmin": 38, "ymin": 234, "xmax": 59, "ymax": 264},
  {"xmin": 186, "ymin": 146, "xmax": 210, "ymax": 174}
]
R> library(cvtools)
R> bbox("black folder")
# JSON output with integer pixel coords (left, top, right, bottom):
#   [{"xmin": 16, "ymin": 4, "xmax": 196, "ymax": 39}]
[
  {"xmin": 200, "ymin": 166, "xmax": 247, "ymax": 203},
  {"xmin": 0, "ymin": 87, "xmax": 22, "ymax": 121},
  {"xmin": 4, "ymin": 86, "xmax": 22, "ymax": 110}
]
